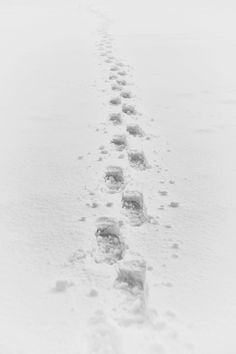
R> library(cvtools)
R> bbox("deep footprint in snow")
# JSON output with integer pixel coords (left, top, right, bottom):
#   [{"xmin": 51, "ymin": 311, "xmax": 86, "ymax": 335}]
[
  {"xmin": 113, "ymin": 258, "xmax": 147, "ymax": 325},
  {"xmin": 117, "ymin": 79, "xmax": 127, "ymax": 86},
  {"xmin": 115, "ymin": 258, "xmax": 146, "ymax": 292},
  {"xmin": 121, "ymin": 190, "xmax": 146, "ymax": 226},
  {"xmin": 110, "ymin": 97, "xmax": 122, "ymax": 105},
  {"xmin": 120, "ymin": 90, "xmax": 132, "ymax": 99},
  {"xmin": 111, "ymin": 84, "xmax": 122, "ymax": 91},
  {"xmin": 126, "ymin": 123, "xmax": 144, "ymax": 137},
  {"xmin": 109, "ymin": 74, "xmax": 118, "ymax": 80},
  {"xmin": 128, "ymin": 149, "xmax": 149, "ymax": 170},
  {"xmin": 110, "ymin": 65, "xmax": 119, "ymax": 72},
  {"xmin": 118, "ymin": 70, "xmax": 127, "ymax": 76},
  {"xmin": 122, "ymin": 103, "xmax": 136, "ymax": 115},
  {"xmin": 116, "ymin": 62, "xmax": 125, "ymax": 67},
  {"xmin": 104, "ymin": 166, "xmax": 125, "ymax": 193},
  {"xmin": 159, "ymin": 190, "xmax": 168, "ymax": 196},
  {"xmin": 109, "ymin": 113, "xmax": 122, "ymax": 125},
  {"xmin": 93, "ymin": 217, "xmax": 125, "ymax": 264},
  {"xmin": 111, "ymin": 134, "xmax": 127, "ymax": 151},
  {"xmin": 169, "ymin": 201, "xmax": 179, "ymax": 208}
]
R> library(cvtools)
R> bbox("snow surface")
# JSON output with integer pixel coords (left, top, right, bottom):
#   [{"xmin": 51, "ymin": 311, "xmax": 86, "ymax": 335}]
[{"xmin": 1, "ymin": 1, "xmax": 236, "ymax": 354}]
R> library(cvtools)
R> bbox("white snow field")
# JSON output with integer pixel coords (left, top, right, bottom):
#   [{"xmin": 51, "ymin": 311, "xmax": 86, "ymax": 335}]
[{"xmin": 1, "ymin": 1, "xmax": 236, "ymax": 354}]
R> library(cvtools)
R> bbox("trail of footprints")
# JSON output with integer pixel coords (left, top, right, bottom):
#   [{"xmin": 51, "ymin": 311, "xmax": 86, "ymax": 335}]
[
  {"xmin": 73, "ymin": 24, "xmax": 186, "ymax": 354},
  {"xmin": 91, "ymin": 29, "xmax": 151, "ymax": 328}
]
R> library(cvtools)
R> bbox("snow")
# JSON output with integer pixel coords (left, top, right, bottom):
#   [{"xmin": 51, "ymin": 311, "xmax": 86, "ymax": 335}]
[{"xmin": 1, "ymin": 0, "xmax": 236, "ymax": 354}]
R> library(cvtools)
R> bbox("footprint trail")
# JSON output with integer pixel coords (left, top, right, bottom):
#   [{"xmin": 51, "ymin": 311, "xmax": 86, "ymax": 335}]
[{"xmin": 73, "ymin": 9, "xmax": 192, "ymax": 354}]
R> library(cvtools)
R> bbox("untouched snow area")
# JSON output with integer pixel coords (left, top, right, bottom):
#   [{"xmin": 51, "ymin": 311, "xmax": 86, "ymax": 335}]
[{"xmin": 1, "ymin": 1, "xmax": 236, "ymax": 353}]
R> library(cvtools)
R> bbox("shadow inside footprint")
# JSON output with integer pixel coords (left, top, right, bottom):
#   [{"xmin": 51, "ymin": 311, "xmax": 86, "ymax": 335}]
[
  {"xmin": 111, "ymin": 134, "xmax": 127, "ymax": 151},
  {"xmin": 109, "ymin": 74, "xmax": 118, "ymax": 80},
  {"xmin": 115, "ymin": 259, "xmax": 146, "ymax": 292},
  {"xmin": 110, "ymin": 97, "xmax": 121, "ymax": 105},
  {"xmin": 128, "ymin": 149, "xmax": 148, "ymax": 170},
  {"xmin": 122, "ymin": 190, "xmax": 146, "ymax": 226},
  {"xmin": 117, "ymin": 79, "xmax": 127, "ymax": 86},
  {"xmin": 116, "ymin": 62, "xmax": 125, "ymax": 67},
  {"xmin": 109, "ymin": 113, "xmax": 122, "ymax": 125},
  {"xmin": 110, "ymin": 65, "xmax": 119, "ymax": 72},
  {"xmin": 120, "ymin": 91, "xmax": 132, "ymax": 99},
  {"xmin": 94, "ymin": 217, "xmax": 125, "ymax": 264},
  {"xmin": 112, "ymin": 84, "xmax": 122, "ymax": 91},
  {"xmin": 105, "ymin": 166, "xmax": 125, "ymax": 193},
  {"xmin": 118, "ymin": 70, "xmax": 127, "ymax": 76},
  {"xmin": 113, "ymin": 258, "xmax": 147, "ymax": 325},
  {"xmin": 126, "ymin": 123, "xmax": 144, "ymax": 137},
  {"xmin": 122, "ymin": 104, "xmax": 136, "ymax": 115}
]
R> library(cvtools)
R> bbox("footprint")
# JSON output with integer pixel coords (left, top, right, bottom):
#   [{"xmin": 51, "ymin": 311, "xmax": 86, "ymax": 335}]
[
  {"xmin": 169, "ymin": 202, "xmax": 179, "ymax": 208},
  {"xmin": 110, "ymin": 65, "xmax": 119, "ymax": 72},
  {"xmin": 127, "ymin": 149, "xmax": 148, "ymax": 170},
  {"xmin": 111, "ymin": 134, "xmax": 127, "ymax": 151},
  {"xmin": 113, "ymin": 258, "xmax": 147, "ymax": 325},
  {"xmin": 104, "ymin": 166, "xmax": 125, "ymax": 193},
  {"xmin": 159, "ymin": 191, "xmax": 168, "ymax": 196},
  {"xmin": 94, "ymin": 217, "xmax": 125, "ymax": 264},
  {"xmin": 110, "ymin": 97, "xmax": 121, "ymax": 105},
  {"xmin": 109, "ymin": 113, "xmax": 122, "ymax": 125},
  {"xmin": 111, "ymin": 84, "xmax": 122, "ymax": 91},
  {"xmin": 120, "ymin": 91, "xmax": 132, "ymax": 99},
  {"xmin": 121, "ymin": 190, "xmax": 146, "ymax": 226},
  {"xmin": 126, "ymin": 123, "xmax": 144, "ymax": 137},
  {"xmin": 117, "ymin": 79, "xmax": 127, "ymax": 86},
  {"xmin": 109, "ymin": 74, "xmax": 117, "ymax": 80},
  {"xmin": 122, "ymin": 104, "xmax": 136, "ymax": 115},
  {"xmin": 116, "ymin": 62, "xmax": 125, "ymax": 67},
  {"xmin": 118, "ymin": 69, "xmax": 127, "ymax": 76},
  {"xmin": 87, "ymin": 202, "xmax": 99, "ymax": 208},
  {"xmin": 115, "ymin": 258, "xmax": 146, "ymax": 292}
]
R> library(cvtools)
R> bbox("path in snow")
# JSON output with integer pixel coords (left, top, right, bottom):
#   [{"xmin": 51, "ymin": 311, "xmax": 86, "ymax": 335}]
[{"xmin": 80, "ymin": 11, "xmax": 191, "ymax": 354}]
